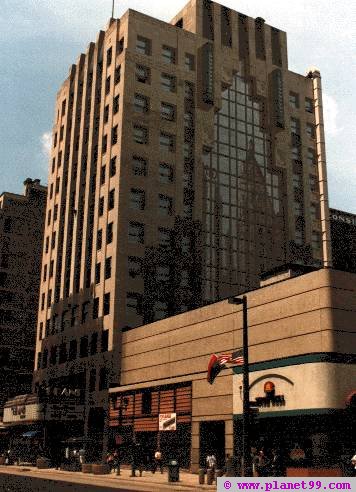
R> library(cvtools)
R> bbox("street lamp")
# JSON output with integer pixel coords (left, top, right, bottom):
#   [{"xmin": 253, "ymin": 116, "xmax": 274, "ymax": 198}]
[
  {"xmin": 116, "ymin": 396, "xmax": 129, "ymax": 475},
  {"xmin": 228, "ymin": 295, "xmax": 252, "ymax": 477}
]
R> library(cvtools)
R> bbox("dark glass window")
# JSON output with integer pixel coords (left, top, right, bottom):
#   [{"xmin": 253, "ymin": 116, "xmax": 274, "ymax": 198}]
[
  {"xmin": 93, "ymin": 297, "xmax": 99, "ymax": 319},
  {"xmin": 158, "ymin": 194, "xmax": 173, "ymax": 216},
  {"xmin": 126, "ymin": 293, "xmax": 141, "ymax": 316},
  {"xmin": 108, "ymin": 189, "xmax": 115, "ymax": 210},
  {"xmin": 110, "ymin": 156, "xmax": 117, "ymax": 177},
  {"xmin": 105, "ymin": 76, "xmax": 111, "ymax": 95},
  {"xmin": 103, "ymin": 293, "xmax": 110, "ymax": 316},
  {"xmin": 42, "ymin": 349, "xmax": 48, "ymax": 368},
  {"xmin": 130, "ymin": 189, "xmax": 145, "ymax": 210},
  {"xmin": 115, "ymin": 65, "xmax": 121, "ymax": 84},
  {"xmin": 99, "ymin": 368, "xmax": 108, "ymax": 391},
  {"xmin": 133, "ymin": 126, "xmax": 148, "ymax": 145},
  {"xmin": 113, "ymin": 95, "xmax": 119, "ymax": 114},
  {"xmin": 142, "ymin": 392, "xmax": 152, "ymax": 414},
  {"xmin": 255, "ymin": 18, "xmax": 265, "ymax": 60},
  {"xmin": 161, "ymin": 74, "xmax": 176, "ymax": 92},
  {"xmin": 128, "ymin": 257, "xmax": 142, "ymax": 278},
  {"xmin": 136, "ymin": 65, "xmax": 150, "ymax": 84},
  {"xmin": 158, "ymin": 228, "xmax": 171, "ymax": 248},
  {"xmin": 132, "ymin": 156, "xmax": 147, "ymax": 176},
  {"xmin": 136, "ymin": 36, "xmax": 151, "ymax": 55},
  {"xmin": 89, "ymin": 369, "xmax": 96, "ymax": 392},
  {"xmin": 112, "ymin": 125, "xmax": 118, "ymax": 145},
  {"xmin": 99, "ymin": 197, "xmax": 104, "ymax": 216},
  {"xmin": 221, "ymin": 6, "xmax": 232, "ymax": 47},
  {"xmin": 80, "ymin": 336, "xmax": 89, "ymax": 358},
  {"xmin": 105, "ymin": 257, "xmax": 112, "ymax": 279},
  {"xmin": 289, "ymin": 92, "xmax": 299, "ymax": 109},
  {"xmin": 117, "ymin": 37, "xmax": 124, "ymax": 54},
  {"xmin": 305, "ymin": 97, "xmax": 314, "ymax": 113},
  {"xmin": 100, "ymin": 165, "xmax": 106, "ymax": 185},
  {"xmin": 68, "ymin": 340, "xmax": 77, "ymax": 361},
  {"xmin": 90, "ymin": 332, "xmax": 98, "ymax": 355},
  {"xmin": 134, "ymin": 93, "xmax": 149, "ymax": 113},
  {"xmin": 153, "ymin": 301, "xmax": 168, "ymax": 321},
  {"xmin": 107, "ymin": 47, "xmax": 112, "ymax": 66},
  {"xmin": 107, "ymin": 222, "xmax": 113, "ymax": 243},
  {"xmin": 101, "ymin": 330, "xmax": 109, "ymax": 352},
  {"xmin": 95, "ymin": 263, "xmax": 101, "ymax": 284},
  {"xmin": 161, "ymin": 102, "xmax": 176, "ymax": 121},
  {"xmin": 97, "ymin": 229, "xmax": 102, "ymax": 250},
  {"xmin": 185, "ymin": 53, "xmax": 195, "ymax": 71},
  {"xmin": 159, "ymin": 163, "xmax": 173, "ymax": 183},
  {"xmin": 162, "ymin": 45, "xmax": 176, "ymax": 64},
  {"xmin": 160, "ymin": 132, "xmax": 175, "ymax": 152},
  {"xmin": 271, "ymin": 28, "xmax": 282, "ymax": 66},
  {"xmin": 104, "ymin": 105, "xmax": 109, "ymax": 123},
  {"xmin": 128, "ymin": 222, "xmax": 144, "ymax": 244}
]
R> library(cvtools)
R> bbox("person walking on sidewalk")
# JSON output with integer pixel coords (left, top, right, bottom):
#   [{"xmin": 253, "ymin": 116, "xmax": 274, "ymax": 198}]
[
  {"xmin": 152, "ymin": 449, "xmax": 164, "ymax": 474},
  {"xmin": 206, "ymin": 453, "xmax": 217, "ymax": 472}
]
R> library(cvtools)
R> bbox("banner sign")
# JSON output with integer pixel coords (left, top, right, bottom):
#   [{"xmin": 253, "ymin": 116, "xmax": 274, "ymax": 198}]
[{"xmin": 159, "ymin": 413, "xmax": 176, "ymax": 431}]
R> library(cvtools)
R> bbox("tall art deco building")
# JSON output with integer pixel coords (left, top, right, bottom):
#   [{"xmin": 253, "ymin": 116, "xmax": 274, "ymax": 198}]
[{"xmin": 33, "ymin": 0, "xmax": 332, "ymax": 437}]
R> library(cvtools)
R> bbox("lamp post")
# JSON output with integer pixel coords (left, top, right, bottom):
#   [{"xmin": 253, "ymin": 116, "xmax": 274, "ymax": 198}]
[
  {"xmin": 116, "ymin": 396, "xmax": 129, "ymax": 475},
  {"xmin": 228, "ymin": 295, "xmax": 252, "ymax": 477}
]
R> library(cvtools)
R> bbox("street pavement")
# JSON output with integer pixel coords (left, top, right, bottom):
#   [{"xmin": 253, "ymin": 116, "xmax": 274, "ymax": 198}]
[{"xmin": 0, "ymin": 465, "xmax": 217, "ymax": 491}]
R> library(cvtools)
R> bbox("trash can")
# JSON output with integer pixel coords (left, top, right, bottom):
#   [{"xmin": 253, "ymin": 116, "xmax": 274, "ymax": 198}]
[{"xmin": 168, "ymin": 460, "xmax": 179, "ymax": 482}]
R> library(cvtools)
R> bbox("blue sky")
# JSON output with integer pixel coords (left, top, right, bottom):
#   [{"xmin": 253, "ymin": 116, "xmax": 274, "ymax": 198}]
[{"xmin": 1, "ymin": 0, "xmax": 355, "ymax": 212}]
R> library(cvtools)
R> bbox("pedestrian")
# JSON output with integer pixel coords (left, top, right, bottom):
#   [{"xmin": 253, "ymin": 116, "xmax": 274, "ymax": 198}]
[
  {"xmin": 256, "ymin": 449, "xmax": 271, "ymax": 477},
  {"xmin": 131, "ymin": 443, "xmax": 143, "ymax": 477},
  {"xmin": 351, "ymin": 453, "xmax": 356, "ymax": 476},
  {"xmin": 271, "ymin": 448, "xmax": 285, "ymax": 477},
  {"xmin": 112, "ymin": 450, "xmax": 119, "ymax": 474},
  {"xmin": 79, "ymin": 447, "xmax": 86, "ymax": 466},
  {"xmin": 106, "ymin": 451, "xmax": 114, "ymax": 473},
  {"xmin": 206, "ymin": 453, "xmax": 217, "ymax": 472},
  {"xmin": 153, "ymin": 449, "xmax": 164, "ymax": 474}
]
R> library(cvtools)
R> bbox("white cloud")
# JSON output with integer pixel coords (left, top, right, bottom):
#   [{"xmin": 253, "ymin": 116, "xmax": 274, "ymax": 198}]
[
  {"xmin": 322, "ymin": 93, "xmax": 343, "ymax": 137},
  {"xmin": 41, "ymin": 131, "xmax": 52, "ymax": 158}
]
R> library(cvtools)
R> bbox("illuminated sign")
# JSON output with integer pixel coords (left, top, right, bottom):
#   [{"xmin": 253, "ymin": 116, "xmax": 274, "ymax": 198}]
[{"xmin": 159, "ymin": 413, "xmax": 177, "ymax": 431}]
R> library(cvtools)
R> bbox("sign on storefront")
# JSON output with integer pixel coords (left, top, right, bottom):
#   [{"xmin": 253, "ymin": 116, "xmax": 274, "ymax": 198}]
[
  {"xmin": 3, "ymin": 403, "xmax": 42, "ymax": 424},
  {"xmin": 159, "ymin": 413, "xmax": 176, "ymax": 431},
  {"xmin": 45, "ymin": 404, "xmax": 84, "ymax": 421}
]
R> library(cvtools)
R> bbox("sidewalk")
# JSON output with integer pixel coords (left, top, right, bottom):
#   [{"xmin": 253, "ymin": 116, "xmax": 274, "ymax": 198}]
[{"xmin": 0, "ymin": 465, "xmax": 217, "ymax": 491}]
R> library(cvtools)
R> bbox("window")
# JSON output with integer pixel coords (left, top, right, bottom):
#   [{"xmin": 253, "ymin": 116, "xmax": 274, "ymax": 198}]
[
  {"xmin": 128, "ymin": 257, "xmax": 142, "ymax": 278},
  {"xmin": 41, "ymin": 293, "xmax": 45, "ymax": 311},
  {"xmin": 105, "ymin": 257, "xmax": 112, "ymax": 279},
  {"xmin": 49, "ymin": 183, "xmax": 53, "ymax": 199},
  {"xmin": 142, "ymin": 392, "xmax": 152, "ymax": 414},
  {"xmin": 184, "ymin": 112, "xmax": 194, "ymax": 128},
  {"xmin": 156, "ymin": 265, "xmax": 170, "ymax": 282},
  {"xmin": 295, "ymin": 230, "xmax": 303, "ymax": 246},
  {"xmin": 161, "ymin": 102, "xmax": 175, "ymax": 121},
  {"xmin": 126, "ymin": 293, "xmax": 141, "ymax": 316},
  {"xmin": 160, "ymin": 132, "xmax": 175, "ymax": 152},
  {"xmin": 53, "ymin": 204, "xmax": 58, "ymax": 222},
  {"xmin": 89, "ymin": 369, "xmax": 96, "ymax": 392},
  {"xmin": 115, "ymin": 65, "xmax": 121, "ymax": 84},
  {"xmin": 105, "ymin": 76, "xmax": 111, "ymax": 95},
  {"xmin": 60, "ymin": 126, "xmax": 64, "ymax": 142},
  {"xmin": 61, "ymin": 99, "xmax": 66, "ymax": 116},
  {"xmin": 104, "ymin": 105, "xmax": 109, "ymax": 123},
  {"xmin": 71, "ymin": 304, "xmax": 78, "ymax": 327},
  {"xmin": 128, "ymin": 222, "xmax": 144, "ymax": 244},
  {"xmin": 93, "ymin": 297, "xmax": 99, "ymax": 319},
  {"xmin": 310, "ymin": 203, "xmax": 319, "ymax": 221},
  {"xmin": 306, "ymin": 123, "xmax": 316, "ymax": 139},
  {"xmin": 100, "ymin": 165, "xmax": 106, "ymax": 185},
  {"xmin": 54, "ymin": 132, "xmax": 57, "ymax": 148},
  {"xmin": 161, "ymin": 73, "xmax": 176, "ymax": 92},
  {"xmin": 52, "ymin": 158, "xmax": 55, "ymax": 173},
  {"xmin": 102, "ymin": 134, "xmax": 107, "ymax": 153},
  {"xmin": 136, "ymin": 36, "xmax": 151, "ymax": 55},
  {"xmin": 99, "ymin": 197, "xmax": 104, "ymax": 216},
  {"xmin": 153, "ymin": 301, "xmax": 168, "ymax": 321},
  {"xmin": 289, "ymin": 92, "xmax": 299, "ymax": 109},
  {"xmin": 159, "ymin": 227, "xmax": 171, "ymax": 248},
  {"xmin": 162, "ymin": 45, "xmax": 176, "ymax": 64},
  {"xmin": 80, "ymin": 336, "xmax": 89, "ymax": 358},
  {"xmin": 68, "ymin": 340, "xmax": 77, "ymax": 361},
  {"xmin": 309, "ymin": 174, "xmax": 318, "ymax": 193},
  {"xmin": 185, "ymin": 53, "xmax": 195, "ymax": 71},
  {"xmin": 108, "ymin": 189, "xmax": 115, "ymax": 210},
  {"xmin": 136, "ymin": 65, "xmax": 150, "ymax": 84},
  {"xmin": 113, "ymin": 95, "xmax": 119, "ymax": 114},
  {"xmin": 95, "ymin": 263, "xmax": 101, "ymax": 284},
  {"xmin": 159, "ymin": 163, "xmax": 173, "ymax": 183},
  {"xmin": 90, "ymin": 333, "xmax": 98, "ymax": 356},
  {"xmin": 112, "ymin": 125, "xmax": 118, "ymax": 145},
  {"xmin": 47, "ymin": 209, "xmax": 51, "ymax": 226},
  {"xmin": 180, "ymin": 269, "xmax": 189, "ymax": 287},
  {"xmin": 181, "ymin": 236, "xmax": 191, "ymax": 253},
  {"xmin": 50, "ymin": 346, "xmax": 57, "ymax": 366},
  {"xmin": 49, "ymin": 260, "xmax": 54, "ymax": 278},
  {"xmin": 294, "ymin": 201, "xmax": 303, "ymax": 217},
  {"xmin": 130, "ymin": 189, "xmax": 145, "ymax": 210},
  {"xmin": 81, "ymin": 301, "xmax": 90, "ymax": 324},
  {"xmin": 99, "ymin": 368, "xmax": 108, "ymax": 391},
  {"xmin": 3, "ymin": 218, "xmax": 12, "ymax": 233},
  {"xmin": 312, "ymin": 231, "xmax": 321, "ymax": 250},
  {"xmin": 0, "ymin": 254, "xmax": 9, "ymax": 269},
  {"xmin": 184, "ymin": 81, "xmax": 194, "ymax": 100},
  {"xmin": 110, "ymin": 156, "xmax": 117, "ymax": 177},
  {"xmin": 45, "ymin": 236, "xmax": 49, "ymax": 254},
  {"xmin": 133, "ymin": 125, "xmax": 148, "ymax": 145},
  {"xmin": 50, "ymin": 233, "xmax": 56, "ymax": 252},
  {"xmin": 132, "ymin": 156, "xmax": 147, "ymax": 176},
  {"xmin": 61, "ymin": 310, "xmax": 69, "ymax": 331},
  {"xmin": 307, "ymin": 148, "xmax": 316, "ymax": 167},
  {"xmin": 305, "ymin": 97, "xmax": 313, "ymax": 113},
  {"xmin": 134, "ymin": 93, "xmax": 149, "ymax": 114},
  {"xmin": 158, "ymin": 194, "xmax": 173, "ymax": 216},
  {"xmin": 101, "ymin": 330, "xmax": 109, "ymax": 352},
  {"xmin": 107, "ymin": 47, "xmax": 112, "ymax": 66},
  {"xmin": 292, "ymin": 146, "xmax": 301, "ymax": 161},
  {"xmin": 255, "ymin": 17, "xmax": 265, "ymax": 60},
  {"xmin": 291, "ymin": 118, "xmax": 300, "ymax": 136},
  {"xmin": 117, "ymin": 37, "xmax": 124, "ymax": 54},
  {"xmin": 58, "ymin": 151, "xmax": 62, "ymax": 167},
  {"xmin": 107, "ymin": 222, "xmax": 113, "ymax": 243},
  {"xmin": 292, "ymin": 173, "xmax": 303, "ymax": 189},
  {"xmin": 103, "ymin": 293, "xmax": 110, "ymax": 316}
]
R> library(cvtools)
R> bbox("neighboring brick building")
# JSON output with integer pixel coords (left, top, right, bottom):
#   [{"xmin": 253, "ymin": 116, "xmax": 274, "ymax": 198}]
[
  {"xmin": 33, "ymin": 0, "xmax": 332, "ymax": 451},
  {"xmin": 0, "ymin": 179, "xmax": 47, "ymax": 414},
  {"xmin": 330, "ymin": 208, "xmax": 356, "ymax": 274}
]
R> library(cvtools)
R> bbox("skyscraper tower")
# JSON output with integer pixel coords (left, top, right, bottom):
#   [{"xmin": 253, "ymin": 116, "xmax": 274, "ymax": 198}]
[{"xmin": 33, "ymin": 0, "xmax": 331, "ymax": 444}]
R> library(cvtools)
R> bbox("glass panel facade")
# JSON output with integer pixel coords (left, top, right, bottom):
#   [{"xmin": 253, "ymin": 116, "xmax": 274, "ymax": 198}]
[{"xmin": 202, "ymin": 74, "xmax": 286, "ymax": 302}]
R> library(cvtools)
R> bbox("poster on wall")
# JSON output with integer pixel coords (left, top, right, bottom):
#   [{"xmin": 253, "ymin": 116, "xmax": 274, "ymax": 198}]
[{"xmin": 159, "ymin": 413, "xmax": 176, "ymax": 431}]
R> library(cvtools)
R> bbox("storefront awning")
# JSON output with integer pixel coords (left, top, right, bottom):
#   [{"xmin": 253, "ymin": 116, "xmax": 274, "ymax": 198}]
[{"xmin": 22, "ymin": 430, "xmax": 42, "ymax": 438}]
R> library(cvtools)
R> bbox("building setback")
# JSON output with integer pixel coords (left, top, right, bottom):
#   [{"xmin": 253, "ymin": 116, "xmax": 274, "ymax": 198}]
[
  {"xmin": 330, "ymin": 208, "xmax": 356, "ymax": 274},
  {"xmin": 33, "ymin": 0, "xmax": 332, "ymax": 449},
  {"xmin": 0, "ymin": 179, "xmax": 47, "ymax": 414}
]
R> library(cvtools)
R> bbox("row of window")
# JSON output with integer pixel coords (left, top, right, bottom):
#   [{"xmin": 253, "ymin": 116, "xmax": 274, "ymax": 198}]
[
  {"xmin": 292, "ymin": 173, "xmax": 319, "ymax": 194},
  {"xmin": 37, "ymin": 330, "xmax": 108, "ymax": 369},
  {"xmin": 289, "ymin": 92, "xmax": 314, "ymax": 113},
  {"xmin": 290, "ymin": 118, "xmax": 315, "ymax": 139},
  {"xmin": 136, "ymin": 36, "xmax": 195, "ymax": 72},
  {"xmin": 41, "ymin": 288, "xmax": 111, "ymax": 318}
]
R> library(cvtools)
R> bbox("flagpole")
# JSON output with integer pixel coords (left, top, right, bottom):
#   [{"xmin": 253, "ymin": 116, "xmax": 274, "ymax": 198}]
[{"xmin": 112, "ymin": 0, "xmax": 115, "ymax": 18}]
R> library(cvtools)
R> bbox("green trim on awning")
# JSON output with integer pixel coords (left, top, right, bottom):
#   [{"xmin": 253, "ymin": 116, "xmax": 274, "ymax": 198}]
[{"xmin": 233, "ymin": 352, "xmax": 356, "ymax": 375}]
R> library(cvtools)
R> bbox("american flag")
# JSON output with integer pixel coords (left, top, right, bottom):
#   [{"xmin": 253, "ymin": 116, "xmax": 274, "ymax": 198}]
[{"xmin": 217, "ymin": 350, "xmax": 244, "ymax": 366}]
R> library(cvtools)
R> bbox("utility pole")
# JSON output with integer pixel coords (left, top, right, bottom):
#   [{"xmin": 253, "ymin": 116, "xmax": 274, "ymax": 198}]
[{"xmin": 228, "ymin": 295, "xmax": 252, "ymax": 476}]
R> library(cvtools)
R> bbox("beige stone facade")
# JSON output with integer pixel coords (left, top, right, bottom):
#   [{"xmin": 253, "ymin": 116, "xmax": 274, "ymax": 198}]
[
  {"xmin": 0, "ymin": 179, "xmax": 47, "ymax": 414},
  {"xmin": 33, "ymin": 0, "xmax": 333, "ymax": 451}
]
